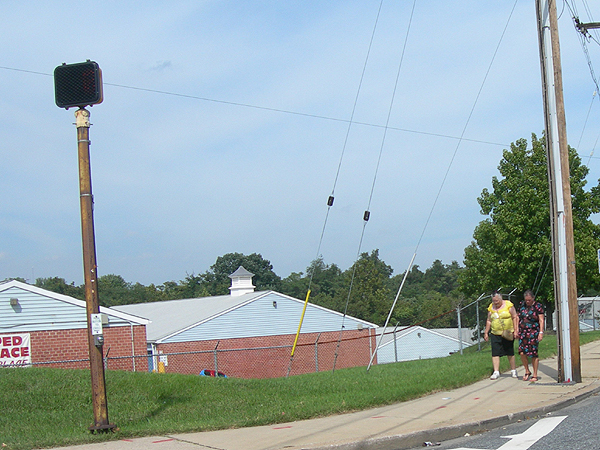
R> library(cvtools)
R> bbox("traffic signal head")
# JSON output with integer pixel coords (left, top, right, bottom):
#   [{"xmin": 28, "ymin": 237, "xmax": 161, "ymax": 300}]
[{"xmin": 54, "ymin": 61, "xmax": 103, "ymax": 109}]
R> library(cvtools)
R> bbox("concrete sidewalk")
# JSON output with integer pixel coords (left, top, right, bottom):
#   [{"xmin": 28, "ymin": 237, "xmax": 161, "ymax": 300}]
[{"xmin": 53, "ymin": 340, "xmax": 600, "ymax": 450}]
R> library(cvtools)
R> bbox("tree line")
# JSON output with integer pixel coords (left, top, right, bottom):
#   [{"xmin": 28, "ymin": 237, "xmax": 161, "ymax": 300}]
[
  {"xmin": 5, "ymin": 134, "xmax": 600, "ymax": 326},
  {"xmin": 25, "ymin": 251, "xmax": 462, "ymax": 328}
]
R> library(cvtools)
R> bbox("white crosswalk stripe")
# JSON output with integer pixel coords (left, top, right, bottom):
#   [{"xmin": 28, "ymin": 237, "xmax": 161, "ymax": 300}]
[{"xmin": 449, "ymin": 415, "xmax": 567, "ymax": 450}]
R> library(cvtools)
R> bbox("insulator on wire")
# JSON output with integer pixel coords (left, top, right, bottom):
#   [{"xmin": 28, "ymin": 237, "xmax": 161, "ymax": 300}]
[
  {"xmin": 327, "ymin": 196, "xmax": 334, "ymax": 206},
  {"xmin": 363, "ymin": 210, "xmax": 370, "ymax": 221}
]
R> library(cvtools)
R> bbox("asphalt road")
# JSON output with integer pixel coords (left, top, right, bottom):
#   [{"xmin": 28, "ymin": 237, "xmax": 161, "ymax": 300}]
[{"xmin": 406, "ymin": 391, "xmax": 600, "ymax": 450}]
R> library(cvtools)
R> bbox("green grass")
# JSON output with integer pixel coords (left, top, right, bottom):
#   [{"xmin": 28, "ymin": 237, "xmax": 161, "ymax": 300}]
[{"xmin": 2, "ymin": 331, "xmax": 599, "ymax": 450}]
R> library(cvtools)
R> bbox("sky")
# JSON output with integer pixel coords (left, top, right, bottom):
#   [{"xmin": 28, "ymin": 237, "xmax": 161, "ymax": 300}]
[{"xmin": 2, "ymin": 1, "xmax": 600, "ymax": 287}]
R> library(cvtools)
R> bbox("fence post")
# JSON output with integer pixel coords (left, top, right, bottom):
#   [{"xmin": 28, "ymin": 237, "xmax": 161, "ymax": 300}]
[
  {"xmin": 473, "ymin": 293, "xmax": 487, "ymax": 352},
  {"xmin": 129, "ymin": 323, "xmax": 136, "ymax": 372},
  {"xmin": 104, "ymin": 346, "xmax": 110, "ymax": 370},
  {"xmin": 213, "ymin": 341, "xmax": 220, "ymax": 374},
  {"xmin": 477, "ymin": 299, "xmax": 481, "ymax": 352},
  {"xmin": 457, "ymin": 306, "xmax": 463, "ymax": 355},
  {"xmin": 314, "ymin": 333, "xmax": 321, "ymax": 373},
  {"xmin": 393, "ymin": 323, "xmax": 399, "ymax": 362}
]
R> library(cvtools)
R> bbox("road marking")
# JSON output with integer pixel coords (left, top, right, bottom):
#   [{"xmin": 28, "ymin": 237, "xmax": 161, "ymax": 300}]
[
  {"xmin": 498, "ymin": 416, "xmax": 566, "ymax": 449},
  {"xmin": 450, "ymin": 415, "xmax": 567, "ymax": 450}
]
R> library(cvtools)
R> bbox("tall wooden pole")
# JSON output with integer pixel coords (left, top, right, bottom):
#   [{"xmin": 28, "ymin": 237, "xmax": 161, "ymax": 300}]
[
  {"xmin": 76, "ymin": 108, "xmax": 114, "ymax": 430},
  {"xmin": 536, "ymin": 0, "xmax": 581, "ymax": 383}
]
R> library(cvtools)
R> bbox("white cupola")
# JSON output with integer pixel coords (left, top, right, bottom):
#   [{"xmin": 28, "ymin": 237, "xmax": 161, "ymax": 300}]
[{"xmin": 228, "ymin": 266, "xmax": 256, "ymax": 296}]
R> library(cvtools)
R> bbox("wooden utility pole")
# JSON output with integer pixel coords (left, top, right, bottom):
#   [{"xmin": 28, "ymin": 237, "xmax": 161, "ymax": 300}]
[
  {"xmin": 536, "ymin": 0, "xmax": 581, "ymax": 383},
  {"xmin": 76, "ymin": 108, "xmax": 115, "ymax": 430}
]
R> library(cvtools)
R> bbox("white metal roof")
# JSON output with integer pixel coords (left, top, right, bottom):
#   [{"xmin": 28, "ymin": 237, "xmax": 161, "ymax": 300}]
[
  {"xmin": 113, "ymin": 291, "xmax": 268, "ymax": 342},
  {"xmin": 113, "ymin": 290, "xmax": 377, "ymax": 343}
]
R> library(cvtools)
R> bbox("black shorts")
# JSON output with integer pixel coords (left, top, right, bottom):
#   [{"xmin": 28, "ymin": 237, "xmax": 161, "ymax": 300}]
[{"xmin": 491, "ymin": 333, "xmax": 514, "ymax": 357}]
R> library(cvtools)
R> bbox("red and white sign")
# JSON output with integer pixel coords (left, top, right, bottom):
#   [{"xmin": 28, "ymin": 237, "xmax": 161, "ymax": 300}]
[{"xmin": 0, "ymin": 333, "xmax": 31, "ymax": 367}]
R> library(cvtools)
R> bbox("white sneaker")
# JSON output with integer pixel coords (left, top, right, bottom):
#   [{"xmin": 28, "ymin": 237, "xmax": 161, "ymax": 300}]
[
  {"xmin": 490, "ymin": 371, "xmax": 500, "ymax": 380},
  {"xmin": 511, "ymin": 369, "xmax": 518, "ymax": 378}
]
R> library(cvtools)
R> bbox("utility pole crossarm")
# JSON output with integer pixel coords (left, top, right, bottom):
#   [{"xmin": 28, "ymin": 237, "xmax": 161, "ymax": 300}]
[{"xmin": 575, "ymin": 18, "xmax": 600, "ymax": 35}]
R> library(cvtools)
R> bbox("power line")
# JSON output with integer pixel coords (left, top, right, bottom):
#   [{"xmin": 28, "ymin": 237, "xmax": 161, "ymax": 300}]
[
  {"xmin": 288, "ymin": 0, "xmax": 386, "ymax": 376},
  {"xmin": 345, "ymin": 0, "xmax": 418, "ymax": 373},
  {"xmin": 0, "ymin": 64, "xmax": 508, "ymax": 148}
]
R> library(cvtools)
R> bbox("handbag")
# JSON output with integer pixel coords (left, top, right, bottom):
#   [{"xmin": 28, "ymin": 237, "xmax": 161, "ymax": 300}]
[{"xmin": 502, "ymin": 329, "xmax": 514, "ymax": 341}]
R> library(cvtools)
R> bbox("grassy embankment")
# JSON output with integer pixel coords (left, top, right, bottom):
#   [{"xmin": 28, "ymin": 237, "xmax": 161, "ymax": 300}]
[{"xmin": 2, "ymin": 331, "xmax": 599, "ymax": 450}]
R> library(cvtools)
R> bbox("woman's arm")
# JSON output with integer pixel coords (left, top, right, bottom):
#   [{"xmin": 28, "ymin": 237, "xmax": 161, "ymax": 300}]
[
  {"xmin": 510, "ymin": 307, "xmax": 519, "ymax": 338},
  {"xmin": 484, "ymin": 311, "xmax": 492, "ymax": 341}
]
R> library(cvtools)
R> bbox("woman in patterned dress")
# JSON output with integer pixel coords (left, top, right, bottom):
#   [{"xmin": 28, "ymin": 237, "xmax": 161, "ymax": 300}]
[{"xmin": 518, "ymin": 289, "xmax": 545, "ymax": 382}]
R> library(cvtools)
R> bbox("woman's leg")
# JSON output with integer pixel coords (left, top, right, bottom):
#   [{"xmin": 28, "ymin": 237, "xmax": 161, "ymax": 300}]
[
  {"xmin": 520, "ymin": 353, "xmax": 530, "ymax": 373},
  {"xmin": 532, "ymin": 356, "xmax": 539, "ymax": 379},
  {"xmin": 492, "ymin": 356, "xmax": 500, "ymax": 372}
]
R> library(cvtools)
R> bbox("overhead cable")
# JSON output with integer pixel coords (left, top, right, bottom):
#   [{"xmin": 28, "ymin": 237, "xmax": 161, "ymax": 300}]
[
  {"xmin": 368, "ymin": 0, "xmax": 520, "ymax": 370},
  {"xmin": 0, "ymin": 64, "xmax": 508, "ymax": 148}
]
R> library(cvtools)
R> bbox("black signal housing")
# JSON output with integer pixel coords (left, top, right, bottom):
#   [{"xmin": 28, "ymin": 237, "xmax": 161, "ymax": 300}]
[{"xmin": 54, "ymin": 61, "xmax": 103, "ymax": 109}]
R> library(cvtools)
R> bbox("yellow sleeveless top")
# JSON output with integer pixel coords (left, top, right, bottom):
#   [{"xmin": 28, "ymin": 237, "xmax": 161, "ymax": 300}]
[{"xmin": 488, "ymin": 300, "xmax": 514, "ymax": 335}]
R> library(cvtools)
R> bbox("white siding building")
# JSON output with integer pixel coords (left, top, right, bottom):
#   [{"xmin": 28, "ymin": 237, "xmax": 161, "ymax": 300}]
[{"xmin": 113, "ymin": 267, "xmax": 378, "ymax": 378}]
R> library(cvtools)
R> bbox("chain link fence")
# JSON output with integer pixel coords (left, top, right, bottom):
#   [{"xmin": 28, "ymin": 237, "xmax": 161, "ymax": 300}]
[
  {"xmin": 579, "ymin": 297, "xmax": 600, "ymax": 331},
  {"xmin": 7, "ymin": 330, "xmax": 378, "ymax": 378},
  {"xmin": 16, "ymin": 294, "xmax": 599, "ymax": 378}
]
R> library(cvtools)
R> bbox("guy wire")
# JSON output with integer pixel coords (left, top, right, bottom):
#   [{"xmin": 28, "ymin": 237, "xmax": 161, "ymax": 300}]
[
  {"xmin": 287, "ymin": 0, "xmax": 386, "ymax": 376},
  {"xmin": 368, "ymin": 0, "xmax": 519, "ymax": 369},
  {"xmin": 333, "ymin": 0, "xmax": 418, "ymax": 372}
]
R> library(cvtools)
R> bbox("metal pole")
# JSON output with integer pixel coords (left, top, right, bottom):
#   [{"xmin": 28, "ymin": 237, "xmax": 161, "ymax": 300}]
[
  {"xmin": 457, "ymin": 306, "xmax": 463, "ymax": 355},
  {"xmin": 472, "ymin": 293, "xmax": 486, "ymax": 351},
  {"xmin": 536, "ymin": 0, "xmax": 581, "ymax": 383},
  {"xmin": 367, "ymin": 253, "xmax": 416, "ymax": 371},
  {"xmin": 314, "ymin": 333, "xmax": 321, "ymax": 373},
  {"xmin": 76, "ymin": 108, "xmax": 114, "ymax": 431},
  {"xmin": 213, "ymin": 341, "xmax": 220, "ymax": 374},
  {"xmin": 393, "ymin": 325, "xmax": 398, "ymax": 362},
  {"xmin": 477, "ymin": 299, "xmax": 481, "ymax": 351}
]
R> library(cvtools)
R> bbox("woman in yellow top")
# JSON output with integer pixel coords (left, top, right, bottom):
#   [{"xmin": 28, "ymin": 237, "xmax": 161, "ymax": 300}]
[{"xmin": 483, "ymin": 291, "xmax": 519, "ymax": 380}]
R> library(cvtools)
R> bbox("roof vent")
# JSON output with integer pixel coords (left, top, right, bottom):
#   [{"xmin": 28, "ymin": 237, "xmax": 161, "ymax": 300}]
[{"xmin": 229, "ymin": 266, "xmax": 256, "ymax": 296}]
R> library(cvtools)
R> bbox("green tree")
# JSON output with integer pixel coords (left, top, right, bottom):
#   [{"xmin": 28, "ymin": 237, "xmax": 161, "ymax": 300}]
[
  {"xmin": 172, "ymin": 273, "xmax": 210, "ymax": 299},
  {"xmin": 281, "ymin": 257, "xmax": 343, "ymax": 301},
  {"xmin": 204, "ymin": 252, "xmax": 282, "ymax": 295},
  {"xmin": 280, "ymin": 271, "xmax": 309, "ymax": 299},
  {"xmin": 157, "ymin": 280, "xmax": 184, "ymax": 300},
  {"xmin": 35, "ymin": 277, "xmax": 84, "ymax": 300},
  {"xmin": 388, "ymin": 262, "xmax": 461, "ymax": 327},
  {"xmin": 460, "ymin": 134, "xmax": 600, "ymax": 305},
  {"xmin": 422, "ymin": 260, "xmax": 462, "ymax": 295},
  {"xmin": 97, "ymin": 274, "xmax": 131, "ymax": 306},
  {"xmin": 2, "ymin": 277, "xmax": 28, "ymax": 284},
  {"xmin": 128, "ymin": 282, "xmax": 162, "ymax": 304},
  {"xmin": 332, "ymin": 250, "xmax": 393, "ymax": 325}
]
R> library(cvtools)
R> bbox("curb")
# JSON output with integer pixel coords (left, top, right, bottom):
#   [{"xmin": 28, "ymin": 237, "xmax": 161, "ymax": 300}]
[{"xmin": 307, "ymin": 380, "xmax": 600, "ymax": 450}]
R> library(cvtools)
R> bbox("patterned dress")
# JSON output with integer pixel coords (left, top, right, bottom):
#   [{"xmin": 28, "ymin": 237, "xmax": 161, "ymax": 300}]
[{"xmin": 518, "ymin": 302, "xmax": 544, "ymax": 357}]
